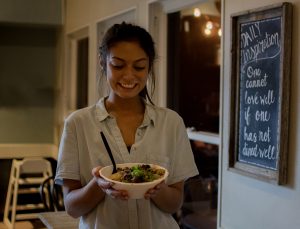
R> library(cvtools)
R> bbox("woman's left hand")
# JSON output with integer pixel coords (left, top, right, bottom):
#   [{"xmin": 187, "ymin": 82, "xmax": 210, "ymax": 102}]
[
  {"xmin": 144, "ymin": 181, "xmax": 166, "ymax": 200},
  {"xmin": 92, "ymin": 166, "xmax": 129, "ymax": 200}
]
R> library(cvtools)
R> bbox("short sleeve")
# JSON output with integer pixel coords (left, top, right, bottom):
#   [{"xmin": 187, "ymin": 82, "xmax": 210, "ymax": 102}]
[
  {"xmin": 55, "ymin": 117, "xmax": 81, "ymax": 184},
  {"xmin": 167, "ymin": 117, "xmax": 199, "ymax": 185}
]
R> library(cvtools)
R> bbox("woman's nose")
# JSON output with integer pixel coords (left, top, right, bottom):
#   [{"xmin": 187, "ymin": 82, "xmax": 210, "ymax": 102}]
[{"xmin": 123, "ymin": 66, "xmax": 134, "ymax": 78}]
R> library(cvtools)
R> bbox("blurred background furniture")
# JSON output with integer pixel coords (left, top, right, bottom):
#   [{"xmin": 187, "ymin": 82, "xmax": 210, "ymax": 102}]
[
  {"xmin": 3, "ymin": 157, "xmax": 53, "ymax": 229},
  {"xmin": 39, "ymin": 176, "xmax": 64, "ymax": 212},
  {"xmin": 179, "ymin": 176, "xmax": 217, "ymax": 229}
]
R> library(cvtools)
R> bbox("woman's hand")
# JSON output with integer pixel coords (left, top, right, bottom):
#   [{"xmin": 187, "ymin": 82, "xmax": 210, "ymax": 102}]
[
  {"xmin": 145, "ymin": 181, "xmax": 184, "ymax": 214},
  {"xmin": 92, "ymin": 166, "xmax": 129, "ymax": 200},
  {"xmin": 144, "ymin": 181, "xmax": 166, "ymax": 199}
]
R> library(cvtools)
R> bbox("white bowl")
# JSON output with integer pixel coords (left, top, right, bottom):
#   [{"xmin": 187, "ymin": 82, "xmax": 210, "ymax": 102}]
[{"xmin": 99, "ymin": 163, "xmax": 169, "ymax": 199}]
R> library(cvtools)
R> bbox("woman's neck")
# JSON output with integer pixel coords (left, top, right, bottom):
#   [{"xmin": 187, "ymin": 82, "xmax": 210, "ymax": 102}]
[{"xmin": 105, "ymin": 96, "xmax": 144, "ymax": 115}]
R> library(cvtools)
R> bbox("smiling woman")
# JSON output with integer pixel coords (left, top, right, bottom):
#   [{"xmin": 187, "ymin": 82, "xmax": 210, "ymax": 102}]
[{"xmin": 54, "ymin": 22, "xmax": 198, "ymax": 229}]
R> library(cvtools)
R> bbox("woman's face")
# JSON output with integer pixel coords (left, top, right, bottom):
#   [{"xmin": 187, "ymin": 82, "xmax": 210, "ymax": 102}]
[{"xmin": 106, "ymin": 41, "xmax": 149, "ymax": 100}]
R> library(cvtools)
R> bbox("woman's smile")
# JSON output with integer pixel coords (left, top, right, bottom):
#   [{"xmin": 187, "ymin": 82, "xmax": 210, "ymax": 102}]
[{"xmin": 119, "ymin": 82, "xmax": 136, "ymax": 89}]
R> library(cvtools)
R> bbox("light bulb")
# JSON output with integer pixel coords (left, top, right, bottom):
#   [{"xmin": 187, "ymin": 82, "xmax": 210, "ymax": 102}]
[
  {"xmin": 204, "ymin": 28, "xmax": 211, "ymax": 36},
  {"xmin": 206, "ymin": 21, "xmax": 213, "ymax": 30},
  {"xmin": 218, "ymin": 28, "xmax": 222, "ymax": 37},
  {"xmin": 194, "ymin": 8, "xmax": 201, "ymax": 17}
]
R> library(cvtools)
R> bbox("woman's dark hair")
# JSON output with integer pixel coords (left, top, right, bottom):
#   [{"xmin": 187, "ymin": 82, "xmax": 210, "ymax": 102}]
[{"xmin": 99, "ymin": 22, "xmax": 156, "ymax": 104}]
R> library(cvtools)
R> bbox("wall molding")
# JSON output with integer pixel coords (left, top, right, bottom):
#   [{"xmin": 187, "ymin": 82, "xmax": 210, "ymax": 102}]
[{"xmin": 0, "ymin": 144, "xmax": 58, "ymax": 159}]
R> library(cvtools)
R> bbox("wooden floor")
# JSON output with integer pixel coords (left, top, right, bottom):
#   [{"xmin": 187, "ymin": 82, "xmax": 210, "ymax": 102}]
[
  {"xmin": 0, "ymin": 221, "xmax": 34, "ymax": 229},
  {"xmin": 0, "ymin": 220, "xmax": 46, "ymax": 229}
]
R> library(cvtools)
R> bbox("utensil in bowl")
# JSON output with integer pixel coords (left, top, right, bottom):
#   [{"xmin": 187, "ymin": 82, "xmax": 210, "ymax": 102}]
[{"xmin": 100, "ymin": 131, "xmax": 117, "ymax": 174}]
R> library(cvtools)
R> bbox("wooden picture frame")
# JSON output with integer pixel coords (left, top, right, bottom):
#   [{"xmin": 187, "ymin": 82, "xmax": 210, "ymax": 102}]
[{"xmin": 228, "ymin": 2, "xmax": 292, "ymax": 185}]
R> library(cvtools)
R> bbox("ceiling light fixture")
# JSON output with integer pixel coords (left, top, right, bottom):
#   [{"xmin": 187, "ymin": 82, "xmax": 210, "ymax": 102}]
[{"xmin": 193, "ymin": 8, "xmax": 201, "ymax": 17}]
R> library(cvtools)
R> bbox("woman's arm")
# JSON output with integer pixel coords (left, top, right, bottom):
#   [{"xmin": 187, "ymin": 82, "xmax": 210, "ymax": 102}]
[
  {"xmin": 145, "ymin": 181, "xmax": 184, "ymax": 214},
  {"xmin": 62, "ymin": 166, "xmax": 129, "ymax": 218},
  {"xmin": 62, "ymin": 177, "xmax": 105, "ymax": 218}
]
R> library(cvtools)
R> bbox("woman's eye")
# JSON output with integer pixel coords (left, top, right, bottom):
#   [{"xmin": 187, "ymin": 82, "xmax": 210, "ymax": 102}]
[
  {"xmin": 134, "ymin": 66, "xmax": 146, "ymax": 71},
  {"xmin": 112, "ymin": 65, "xmax": 123, "ymax": 70}
]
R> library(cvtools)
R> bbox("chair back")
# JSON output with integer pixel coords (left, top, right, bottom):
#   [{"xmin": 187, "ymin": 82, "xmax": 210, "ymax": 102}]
[
  {"xmin": 40, "ymin": 176, "xmax": 65, "ymax": 211},
  {"xmin": 19, "ymin": 157, "xmax": 52, "ymax": 175}
]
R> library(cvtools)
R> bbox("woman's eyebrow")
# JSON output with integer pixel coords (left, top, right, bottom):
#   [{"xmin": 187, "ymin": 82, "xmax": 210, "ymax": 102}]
[
  {"xmin": 134, "ymin": 58, "xmax": 148, "ymax": 63},
  {"xmin": 110, "ymin": 56, "xmax": 124, "ymax": 62},
  {"xmin": 111, "ymin": 56, "xmax": 147, "ymax": 62}
]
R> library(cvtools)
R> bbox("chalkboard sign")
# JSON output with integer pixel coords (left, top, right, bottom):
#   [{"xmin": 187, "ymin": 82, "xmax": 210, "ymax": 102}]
[{"xmin": 229, "ymin": 3, "xmax": 292, "ymax": 184}]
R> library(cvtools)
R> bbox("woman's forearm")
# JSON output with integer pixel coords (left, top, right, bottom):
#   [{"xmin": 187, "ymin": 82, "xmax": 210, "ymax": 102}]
[
  {"xmin": 150, "ymin": 182, "xmax": 184, "ymax": 214},
  {"xmin": 64, "ymin": 178, "xmax": 105, "ymax": 218}
]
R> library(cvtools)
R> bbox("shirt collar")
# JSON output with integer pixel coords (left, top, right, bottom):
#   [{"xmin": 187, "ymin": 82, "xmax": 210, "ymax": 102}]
[
  {"xmin": 143, "ymin": 101, "xmax": 156, "ymax": 127},
  {"xmin": 95, "ymin": 97, "xmax": 156, "ymax": 127},
  {"xmin": 95, "ymin": 97, "xmax": 110, "ymax": 122}
]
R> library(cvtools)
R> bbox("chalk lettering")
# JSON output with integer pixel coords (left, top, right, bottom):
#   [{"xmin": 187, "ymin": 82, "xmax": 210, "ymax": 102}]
[
  {"xmin": 241, "ymin": 22, "xmax": 261, "ymax": 48},
  {"xmin": 258, "ymin": 145, "xmax": 276, "ymax": 160},
  {"xmin": 238, "ymin": 17, "xmax": 281, "ymax": 170},
  {"xmin": 244, "ymin": 106, "xmax": 251, "ymax": 126},
  {"xmin": 241, "ymin": 31, "xmax": 281, "ymax": 72},
  {"xmin": 245, "ymin": 90, "xmax": 259, "ymax": 105},
  {"xmin": 244, "ymin": 126, "xmax": 257, "ymax": 142},
  {"xmin": 259, "ymin": 90, "xmax": 275, "ymax": 105},
  {"xmin": 255, "ymin": 110, "xmax": 271, "ymax": 122},
  {"xmin": 242, "ymin": 142, "xmax": 258, "ymax": 157},
  {"xmin": 258, "ymin": 127, "xmax": 271, "ymax": 142},
  {"xmin": 247, "ymin": 66, "xmax": 261, "ymax": 78}
]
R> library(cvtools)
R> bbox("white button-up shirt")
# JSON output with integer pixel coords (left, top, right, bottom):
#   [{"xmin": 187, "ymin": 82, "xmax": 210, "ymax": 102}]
[{"xmin": 55, "ymin": 97, "xmax": 199, "ymax": 229}]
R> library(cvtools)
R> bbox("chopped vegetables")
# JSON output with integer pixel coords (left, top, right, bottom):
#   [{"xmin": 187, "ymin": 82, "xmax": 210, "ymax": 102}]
[{"xmin": 110, "ymin": 164, "xmax": 165, "ymax": 183}]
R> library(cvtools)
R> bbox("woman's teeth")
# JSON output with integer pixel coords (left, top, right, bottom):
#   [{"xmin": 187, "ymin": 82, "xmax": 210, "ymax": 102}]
[{"xmin": 121, "ymin": 83, "xmax": 135, "ymax": 88}]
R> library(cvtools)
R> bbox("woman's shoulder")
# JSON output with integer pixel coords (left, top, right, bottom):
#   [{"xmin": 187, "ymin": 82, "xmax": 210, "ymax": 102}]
[
  {"xmin": 65, "ymin": 105, "xmax": 96, "ymax": 122},
  {"xmin": 148, "ymin": 104, "xmax": 183, "ymax": 122}
]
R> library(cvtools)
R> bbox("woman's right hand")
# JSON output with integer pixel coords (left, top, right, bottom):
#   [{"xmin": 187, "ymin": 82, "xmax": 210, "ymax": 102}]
[{"xmin": 92, "ymin": 166, "xmax": 129, "ymax": 200}]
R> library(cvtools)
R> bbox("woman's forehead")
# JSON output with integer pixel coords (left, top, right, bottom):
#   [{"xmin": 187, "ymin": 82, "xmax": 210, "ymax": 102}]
[{"xmin": 107, "ymin": 41, "xmax": 148, "ymax": 61}]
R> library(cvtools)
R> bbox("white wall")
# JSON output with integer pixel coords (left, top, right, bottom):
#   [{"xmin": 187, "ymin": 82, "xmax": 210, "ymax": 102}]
[
  {"xmin": 0, "ymin": 0, "xmax": 62, "ymax": 25},
  {"xmin": 220, "ymin": 0, "xmax": 300, "ymax": 228},
  {"xmin": 0, "ymin": 0, "xmax": 63, "ymax": 145}
]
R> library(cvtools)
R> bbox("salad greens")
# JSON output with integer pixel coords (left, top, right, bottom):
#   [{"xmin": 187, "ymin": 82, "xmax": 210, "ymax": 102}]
[{"xmin": 110, "ymin": 164, "xmax": 165, "ymax": 183}]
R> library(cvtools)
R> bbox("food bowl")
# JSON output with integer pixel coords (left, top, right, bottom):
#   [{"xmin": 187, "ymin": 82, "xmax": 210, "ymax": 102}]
[{"xmin": 99, "ymin": 163, "xmax": 169, "ymax": 199}]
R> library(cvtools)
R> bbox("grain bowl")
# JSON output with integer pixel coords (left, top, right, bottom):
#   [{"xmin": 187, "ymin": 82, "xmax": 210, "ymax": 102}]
[{"xmin": 99, "ymin": 163, "xmax": 169, "ymax": 199}]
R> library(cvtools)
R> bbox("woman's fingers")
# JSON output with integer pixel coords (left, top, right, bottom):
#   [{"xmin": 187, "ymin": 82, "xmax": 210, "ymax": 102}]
[
  {"xmin": 144, "ymin": 181, "xmax": 165, "ymax": 199},
  {"xmin": 92, "ymin": 166, "xmax": 102, "ymax": 177},
  {"xmin": 91, "ymin": 166, "xmax": 128, "ymax": 200},
  {"xmin": 92, "ymin": 166, "xmax": 113, "ymax": 189},
  {"xmin": 105, "ymin": 189, "xmax": 129, "ymax": 200}
]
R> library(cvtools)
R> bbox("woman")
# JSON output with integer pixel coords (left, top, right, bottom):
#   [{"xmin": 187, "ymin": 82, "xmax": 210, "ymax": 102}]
[{"xmin": 55, "ymin": 22, "xmax": 198, "ymax": 229}]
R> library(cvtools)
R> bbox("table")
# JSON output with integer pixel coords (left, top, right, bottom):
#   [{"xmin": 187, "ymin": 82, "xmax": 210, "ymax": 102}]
[{"xmin": 38, "ymin": 211, "xmax": 79, "ymax": 229}]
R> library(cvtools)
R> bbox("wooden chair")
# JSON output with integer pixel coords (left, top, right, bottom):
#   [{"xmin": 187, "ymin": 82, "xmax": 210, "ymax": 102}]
[{"xmin": 3, "ymin": 157, "xmax": 53, "ymax": 229}]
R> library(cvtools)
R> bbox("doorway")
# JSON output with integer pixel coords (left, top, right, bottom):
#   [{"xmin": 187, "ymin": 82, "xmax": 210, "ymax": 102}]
[
  {"xmin": 76, "ymin": 37, "xmax": 89, "ymax": 109},
  {"xmin": 166, "ymin": 1, "xmax": 221, "ymax": 228}
]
